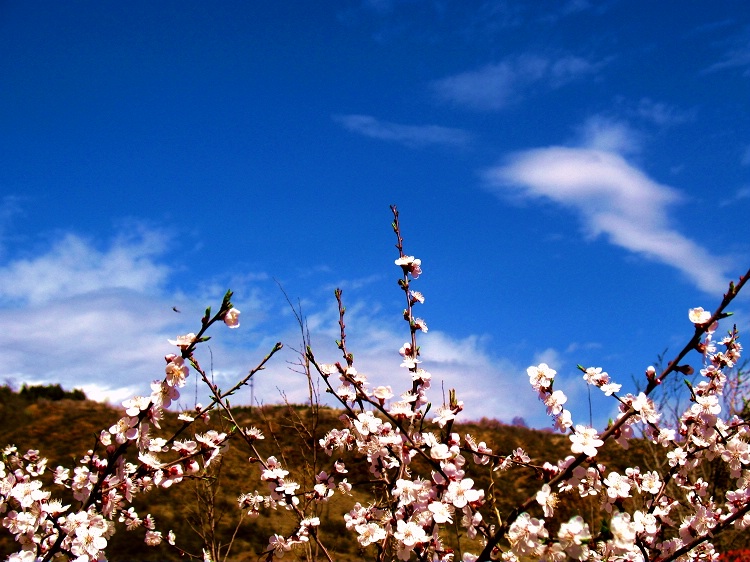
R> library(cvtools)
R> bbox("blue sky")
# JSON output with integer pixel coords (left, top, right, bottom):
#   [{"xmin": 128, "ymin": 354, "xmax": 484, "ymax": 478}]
[{"xmin": 1, "ymin": 1, "xmax": 748, "ymax": 429}]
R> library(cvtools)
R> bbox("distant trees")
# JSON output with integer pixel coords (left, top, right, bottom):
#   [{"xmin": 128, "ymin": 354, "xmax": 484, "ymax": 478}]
[{"xmin": 17, "ymin": 383, "xmax": 86, "ymax": 402}]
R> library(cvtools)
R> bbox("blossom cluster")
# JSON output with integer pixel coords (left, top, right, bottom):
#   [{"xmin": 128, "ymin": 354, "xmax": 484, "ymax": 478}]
[
  {"xmin": 237, "ymin": 208, "xmax": 750, "ymax": 561},
  {"xmin": 1, "ymin": 208, "xmax": 749, "ymax": 562},
  {"xmin": 503, "ymin": 305, "xmax": 749, "ymax": 562},
  {"xmin": 0, "ymin": 293, "xmax": 249, "ymax": 562}
]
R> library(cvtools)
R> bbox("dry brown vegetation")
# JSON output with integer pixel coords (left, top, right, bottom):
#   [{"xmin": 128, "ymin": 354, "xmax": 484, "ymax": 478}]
[{"xmin": 0, "ymin": 385, "xmax": 746, "ymax": 561}]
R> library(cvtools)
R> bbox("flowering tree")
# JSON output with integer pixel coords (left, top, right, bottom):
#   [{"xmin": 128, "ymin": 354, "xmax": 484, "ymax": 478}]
[{"xmin": 1, "ymin": 206, "xmax": 749, "ymax": 562}]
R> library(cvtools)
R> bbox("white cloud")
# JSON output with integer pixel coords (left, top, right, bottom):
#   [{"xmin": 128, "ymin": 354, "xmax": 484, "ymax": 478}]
[
  {"xmin": 431, "ymin": 54, "xmax": 606, "ymax": 111},
  {"xmin": 576, "ymin": 115, "xmax": 643, "ymax": 154},
  {"xmin": 0, "ymin": 227, "xmax": 281, "ymax": 407},
  {"xmin": 484, "ymin": 134, "xmax": 735, "ymax": 293},
  {"xmin": 719, "ymin": 186, "xmax": 750, "ymax": 208},
  {"xmin": 634, "ymin": 98, "xmax": 694, "ymax": 127},
  {"xmin": 532, "ymin": 348, "xmax": 564, "ymax": 369},
  {"xmin": 334, "ymin": 114, "xmax": 472, "ymax": 148},
  {"xmin": 704, "ymin": 40, "xmax": 750, "ymax": 76},
  {"xmin": 1, "ymin": 289, "xmax": 179, "ymax": 401},
  {"xmin": 0, "ymin": 229, "xmax": 170, "ymax": 306}
]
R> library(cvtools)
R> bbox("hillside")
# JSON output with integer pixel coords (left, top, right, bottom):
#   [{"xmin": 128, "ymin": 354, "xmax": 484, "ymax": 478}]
[{"xmin": 0, "ymin": 385, "xmax": 746, "ymax": 560}]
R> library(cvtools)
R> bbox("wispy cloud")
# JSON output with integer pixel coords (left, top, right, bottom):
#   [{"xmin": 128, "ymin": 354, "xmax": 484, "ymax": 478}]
[
  {"xmin": 0, "ymin": 227, "xmax": 280, "ymax": 405},
  {"xmin": 704, "ymin": 35, "xmax": 750, "ymax": 76},
  {"xmin": 334, "ymin": 114, "xmax": 472, "ymax": 148},
  {"xmin": 362, "ymin": 0, "xmax": 394, "ymax": 14},
  {"xmin": 576, "ymin": 103, "xmax": 693, "ymax": 154},
  {"xmin": 431, "ymin": 54, "xmax": 606, "ymax": 111},
  {"xmin": 719, "ymin": 186, "xmax": 750, "ymax": 208},
  {"xmin": 575, "ymin": 115, "xmax": 643, "ymax": 154},
  {"xmin": 1, "ymin": 291, "xmax": 179, "ymax": 404},
  {"xmin": 0, "ymin": 234, "xmax": 177, "ymax": 403},
  {"xmin": 0, "ymin": 229, "xmax": 170, "ymax": 306},
  {"xmin": 0, "ymin": 196, "xmax": 25, "ymax": 259},
  {"xmin": 634, "ymin": 98, "xmax": 695, "ymax": 127},
  {"xmin": 483, "ymin": 125, "xmax": 735, "ymax": 293}
]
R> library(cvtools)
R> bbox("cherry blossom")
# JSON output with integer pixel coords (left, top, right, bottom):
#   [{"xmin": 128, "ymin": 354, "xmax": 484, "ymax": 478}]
[
  {"xmin": 543, "ymin": 389, "xmax": 567, "ymax": 416},
  {"xmin": 395, "ymin": 255, "xmax": 422, "ymax": 278},
  {"xmin": 167, "ymin": 332, "xmax": 196, "ymax": 349},
  {"xmin": 164, "ymin": 355, "xmax": 189, "ymax": 387},
  {"xmin": 507, "ymin": 512, "xmax": 547, "ymax": 556},
  {"xmin": 355, "ymin": 521, "xmax": 386, "ymax": 547},
  {"xmin": 557, "ymin": 515, "xmax": 591, "ymax": 560},
  {"xmin": 223, "ymin": 307, "xmax": 240, "ymax": 328},
  {"xmin": 399, "ymin": 342, "xmax": 420, "ymax": 369},
  {"xmin": 393, "ymin": 519, "xmax": 428, "ymax": 547},
  {"xmin": 446, "ymin": 478, "xmax": 482, "ymax": 509},
  {"xmin": 535, "ymin": 484, "xmax": 558, "ymax": 517},
  {"xmin": 569, "ymin": 425, "xmax": 604, "ymax": 457},
  {"xmin": 373, "ymin": 385, "xmax": 394, "ymax": 401},
  {"xmin": 688, "ymin": 306, "xmax": 712, "ymax": 324},
  {"xmin": 410, "ymin": 290, "xmax": 424, "ymax": 304},
  {"xmin": 527, "ymin": 363, "xmax": 556, "ymax": 392}
]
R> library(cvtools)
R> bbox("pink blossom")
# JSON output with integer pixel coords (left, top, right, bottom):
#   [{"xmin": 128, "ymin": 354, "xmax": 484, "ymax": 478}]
[
  {"xmin": 544, "ymin": 390, "xmax": 567, "ymax": 416},
  {"xmin": 268, "ymin": 534, "xmax": 292, "ymax": 557},
  {"xmin": 223, "ymin": 307, "xmax": 240, "ymax": 328},
  {"xmin": 355, "ymin": 522, "xmax": 386, "ymax": 547},
  {"xmin": 109, "ymin": 416, "xmax": 139, "ymax": 444},
  {"xmin": 165, "ymin": 355, "xmax": 189, "ymax": 387},
  {"xmin": 600, "ymin": 382, "xmax": 621, "ymax": 396},
  {"xmin": 536, "ymin": 484, "xmax": 558, "ymax": 517},
  {"xmin": 144, "ymin": 530, "xmax": 163, "ymax": 546},
  {"xmin": 553, "ymin": 409, "xmax": 573, "ymax": 432},
  {"xmin": 71, "ymin": 522, "xmax": 108, "ymax": 557},
  {"xmin": 395, "ymin": 255, "xmax": 422, "ymax": 278},
  {"xmin": 167, "ymin": 332, "xmax": 196, "ymax": 349},
  {"xmin": 428, "ymin": 501, "xmax": 454, "ymax": 523},
  {"xmin": 640, "ymin": 470, "xmax": 662, "ymax": 495},
  {"xmin": 393, "ymin": 519, "xmax": 428, "ymax": 547},
  {"xmin": 261, "ymin": 456, "xmax": 289, "ymax": 480},
  {"xmin": 507, "ymin": 512, "xmax": 548, "ymax": 556},
  {"xmin": 9, "ymin": 480, "xmax": 48, "ymax": 508},
  {"xmin": 446, "ymin": 478, "xmax": 482, "ymax": 508},
  {"xmin": 603, "ymin": 472, "xmax": 632, "ymax": 500},
  {"xmin": 610, "ymin": 512, "xmax": 636, "ymax": 553},
  {"xmin": 583, "ymin": 367, "xmax": 609, "ymax": 386},
  {"xmin": 688, "ymin": 307, "xmax": 711, "ymax": 324},
  {"xmin": 528, "ymin": 363, "xmax": 556, "ymax": 391},
  {"xmin": 372, "ymin": 385, "xmax": 394, "ymax": 401},
  {"xmin": 558, "ymin": 516, "xmax": 591, "ymax": 559},
  {"xmin": 630, "ymin": 393, "xmax": 660, "ymax": 424},
  {"xmin": 352, "ymin": 411, "xmax": 383, "ymax": 436},
  {"xmin": 569, "ymin": 425, "xmax": 604, "ymax": 457},
  {"xmin": 399, "ymin": 342, "xmax": 420, "ymax": 369},
  {"xmin": 433, "ymin": 405, "xmax": 457, "ymax": 428}
]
